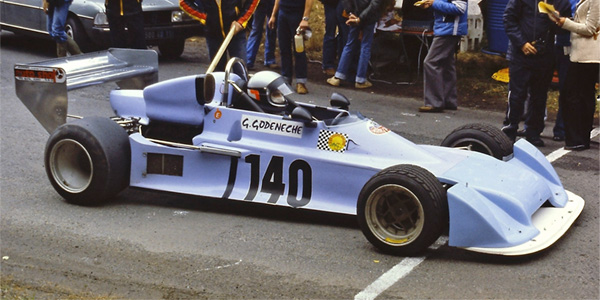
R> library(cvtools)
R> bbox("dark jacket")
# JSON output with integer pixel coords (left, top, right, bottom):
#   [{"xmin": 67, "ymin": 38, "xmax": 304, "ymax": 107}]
[
  {"xmin": 342, "ymin": 0, "xmax": 383, "ymax": 26},
  {"xmin": 180, "ymin": 0, "xmax": 260, "ymax": 38},
  {"xmin": 503, "ymin": 0, "xmax": 571, "ymax": 63},
  {"xmin": 105, "ymin": 0, "xmax": 143, "ymax": 16}
]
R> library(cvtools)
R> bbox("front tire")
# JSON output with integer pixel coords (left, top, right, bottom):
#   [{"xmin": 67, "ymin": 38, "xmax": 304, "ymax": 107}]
[
  {"xmin": 45, "ymin": 117, "xmax": 130, "ymax": 205},
  {"xmin": 66, "ymin": 17, "xmax": 94, "ymax": 52},
  {"xmin": 441, "ymin": 123, "xmax": 513, "ymax": 160},
  {"xmin": 357, "ymin": 165, "xmax": 447, "ymax": 256}
]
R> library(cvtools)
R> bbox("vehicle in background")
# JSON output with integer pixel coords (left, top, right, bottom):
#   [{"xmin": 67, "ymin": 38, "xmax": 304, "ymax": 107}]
[{"xmin": 0, "ymin": 0, "xmax": 202, "ymax": 58}]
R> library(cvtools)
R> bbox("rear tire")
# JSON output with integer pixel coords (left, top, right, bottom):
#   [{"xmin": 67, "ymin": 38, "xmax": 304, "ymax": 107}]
[
  {"xmin": 441, "ymin": 123, "xmax": 513, "ymax": 160},
  {"xmin": 158, "ymin": 40, "xmax": 185, "ymax": 59},
  {"xmin": 44, "ymin": 117, "xmax": 130, "ymax": 205},
  {"xmin": 357, "ymin": 165, "xmax": 447, "ymax": 256}
]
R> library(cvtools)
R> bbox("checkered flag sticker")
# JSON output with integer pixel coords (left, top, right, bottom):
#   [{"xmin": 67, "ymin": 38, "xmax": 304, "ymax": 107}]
[{"xmin": 317, "ymin": 130, "xmax": 349, "ymax": 153}]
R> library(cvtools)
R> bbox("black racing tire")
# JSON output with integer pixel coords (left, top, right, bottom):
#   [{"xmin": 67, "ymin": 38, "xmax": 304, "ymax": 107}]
[
  {"xmin": 44, "ymin": 117, "xmax": 130, "ymax": 205},
  {"xmin": 357, "ymin": 165, "xmax": 447, "ymax": 256},
  {"xmin": 158, "ymin": 40, "xmax": 186, "ymax": 59},
  {"xmin": 441, "ymin": 123, "xmax": 513, "ymax": 160},
  {"xmin": 65, "ymin": 16, "xmax": 94, "ymax": 52}
]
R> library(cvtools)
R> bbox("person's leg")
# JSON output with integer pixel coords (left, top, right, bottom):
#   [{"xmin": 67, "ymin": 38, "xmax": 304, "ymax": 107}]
[
  {"xmin": 564, "ymin": 62, "xmax": 599, "ymax": 148},
  {"xmin": 334, "ymin": 26, "xmax": 360, "ymax": 81},
  {"xmin": 552, "ymin": 44, "xmax": 569, "ymax": 140},
  {"xmin": 264, "ymin": 0, "xmax": 277, "ymax": 66},
  {"xmin": 322, "ymin": 2, "xmax": 338, "ymax": 72},
  {"xmin": 441, "ymin": 36, "xmax": 460, "ymax": 109},
  {"xmin": 277, "ymin": 9, "xmax": 294, "ymax": 83},
  {"xmin": 126, "ymin": 12, "xmax": 147, "ymax": 49},
  {"xmin": 502, "ymin": 62, "xmax": 531, "ymax": 141},
  {"xmin": 107, "ymin": 14, "xmax": 128, "ymax": 48},
  {"xmin": 246, "ymin": 3, "xmax": 266, "ymax": 68},
  {"xmin": 524, "ymin": 67, "xmax": 553, "ymax": 144},
  {"xmin": 227, "ymin": 31, "xmax": 248, "ymax": 63},
  {"xmin": 355, "ymin": 22, "xmax": 375, "ymax": 84},
  {"xmin": 423, "ymin": 36, "xmax": 456, "ymax": 109},
  {"xmin": 288, "ymin": 10, "xmax": 307, "ymax": 86},
  {"xmin": 205, "ymin": 35, "xmax": 227, "ymax": 71}
]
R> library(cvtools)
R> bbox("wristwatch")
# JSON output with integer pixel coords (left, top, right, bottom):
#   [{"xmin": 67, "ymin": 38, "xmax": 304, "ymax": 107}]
[{"xmin": 302, "ymin": 16, "xmax": 309, "ymax": 21}]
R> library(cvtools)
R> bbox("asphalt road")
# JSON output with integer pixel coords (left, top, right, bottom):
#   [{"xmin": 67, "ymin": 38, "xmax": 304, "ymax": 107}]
[{"xmin": 1, "ymin": 31, "xmax": 598, "ymax": 299}]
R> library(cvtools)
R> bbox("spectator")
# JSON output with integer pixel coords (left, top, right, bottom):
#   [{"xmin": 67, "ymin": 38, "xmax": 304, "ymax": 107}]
[
  {"xmin": 320, "ymin": 0, "xmax": 344, "ymax": 76},
  {"xmin": 105, "ymin": 0, "xmax": 147, "ymax": 49},
  {"xmin": 246, "ymin": 0, "xmax": 278, "ymax": 70},
  {"xmin": 326, "ymin": 0, "xmax": 383, "ymax": 89},
  {"xmin": 547, "ymin": 0, "xmax": 599, "ymax": 151},
  {"xmin": 501, "ymin": 0, "xmax": 571, "ymax": 147},
  {"xmin": 181, "ymin": 0, "xmax": 260, "ymax": 72},
  {"xmin": 43, "ymin": 0, "xmax": 82, "ymax": 57},
  {"xmin": 269, "ymin": 0, "xmax": 314, "ymax": 94},
  {"xmin": 417, "ymin": 0, "xmax": 467, "ymax": 112}
]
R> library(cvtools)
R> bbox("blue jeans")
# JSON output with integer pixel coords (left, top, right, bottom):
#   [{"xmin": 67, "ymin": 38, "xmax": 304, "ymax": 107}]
[
  {"xmin": 277, "ymin": 8, "xmax": 307, "ymax": 84},
  {"xmin": 335, "ymin": 23, "xmax": 375, "ymax": 84},
  {"xmin": 46, "ymin": 0, "xmax": 72, "ymax": 43},
  {"xmin": 246, "ymin": 0, "xmax": 277, "ymax": 68},
  {"xmin": 322, "ymin": 2, "xmax": 341, "ymax": 70},
  {"xmin": 206, "ymin": 32, "xmax": 247, "ymax": 72}
]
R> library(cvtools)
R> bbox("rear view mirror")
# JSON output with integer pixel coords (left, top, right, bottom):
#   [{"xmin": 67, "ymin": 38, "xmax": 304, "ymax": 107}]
[
  {"xmin": 203, "ymin": 73, "xmax": 215, "ymax": 104},
  {"xmin": 330, "ymin": 92, "xmax": 350, "ymax": 110}
]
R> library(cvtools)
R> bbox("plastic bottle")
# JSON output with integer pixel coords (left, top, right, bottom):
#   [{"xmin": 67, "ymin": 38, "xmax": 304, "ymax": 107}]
[{"xmin": 294, "ymin": 29, "xmax": 304, "ymax": 53}]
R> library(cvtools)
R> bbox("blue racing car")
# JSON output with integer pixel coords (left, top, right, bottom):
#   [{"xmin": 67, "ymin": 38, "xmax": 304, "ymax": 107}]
[{"xmin": 14, "ymin": 49, "xmax": 584, "ymax": 256}]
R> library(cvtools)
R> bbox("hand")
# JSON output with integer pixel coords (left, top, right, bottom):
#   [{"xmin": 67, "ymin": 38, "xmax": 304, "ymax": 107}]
[
  {"xmin": 299, "ymin": 19, "xmax": 310, "ymax": 30},
  {"xmin": 345, "ymin": 13, "xmax": 360, "ymax": 26},
  {"xmin": 268, "ymin": 15, "xmax": 276, "ymax": 30},
  {"xmin": 521, "ymin": 42, "xmax": 537, "ymax": 55},
  {"xmin": 422, "ymin": 0, "xmax": 434, "ymax": 9},
  {"xmin": 43, "ymin": 0, "xmax": 49, "ymax": 14},
  {"xmin": 231, "ymin": 21, "xmax": 244, "ymax": 34}
]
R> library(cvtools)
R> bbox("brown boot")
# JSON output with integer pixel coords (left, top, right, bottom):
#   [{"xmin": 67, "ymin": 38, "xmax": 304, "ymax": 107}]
[
  {"xmin": 56, "ymin": 42, "xmax": 67, "ymax": 57},
  {"xmin": 66, "ymin": 36, "xmax": 82, "ymax": 55}
]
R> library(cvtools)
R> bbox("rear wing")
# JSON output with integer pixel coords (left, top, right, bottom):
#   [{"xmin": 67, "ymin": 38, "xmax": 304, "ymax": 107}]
[{"xmin": 14, "ymin": 48, "xmax": 158, "ymax": 133}]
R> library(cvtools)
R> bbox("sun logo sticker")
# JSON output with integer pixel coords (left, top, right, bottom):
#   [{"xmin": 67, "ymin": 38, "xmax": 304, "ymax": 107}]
[
  {"xmin": 317, "ymin": 130, "xmax": 349, "ymax": 153},
  {"xmin": 367, "ymin": 121, "xmax": 390, "ymax": 135}
]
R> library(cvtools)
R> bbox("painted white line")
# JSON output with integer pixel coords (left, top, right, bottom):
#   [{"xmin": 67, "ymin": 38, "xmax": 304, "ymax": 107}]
[
  {"xmin": 354, "ymin": 128, "xmax": 600, "ymax": 300},
  {"xmin": 354, "ymin": 236, "xmax": 448, "ymax": 300}
]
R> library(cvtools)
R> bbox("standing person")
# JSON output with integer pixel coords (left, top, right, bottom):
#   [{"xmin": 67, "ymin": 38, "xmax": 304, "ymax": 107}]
[
  {"xmin": 268, "ymin": 0, "xmax": 314, "ymax": 94},
  {"xmin": 320, "ymin": 0, "xmax": 343, "ymax": 76},
  {"xmin": 326, "ymin": 0, "xmax": 383, "ymax": 89},
  {"xmin": 105, "ymin": 0, "xmax": 147, "ymax": 49},
  {"xmin": 547, "ymin": 0, "xmax": 599, "ymax": 151},
  {"xmin": 43, "ymin": 0, "xmax": 82, "ymax": 57},
  {"xmin": 501, "ymin": 0, "xmax": 571, "ymax": 146},
  {"xmin": 417, "ymin": 0, "xmax": 467, "ymax": 112},
  {"xmin": 181, "ymin": 0, "xmax": 260, "ymax": 72},
  {"xmin": 246, "ymin": 0, "xmax": 278, "ymax": 70}
]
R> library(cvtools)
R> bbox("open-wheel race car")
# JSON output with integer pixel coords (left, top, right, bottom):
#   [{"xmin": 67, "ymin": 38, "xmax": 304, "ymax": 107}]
[{"xmin": 14, "ymin": 49, "xmax": 584, "ymax": 256}]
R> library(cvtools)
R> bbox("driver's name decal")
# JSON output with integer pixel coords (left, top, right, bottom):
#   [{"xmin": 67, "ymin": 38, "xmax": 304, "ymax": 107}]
[{"xmin": 241, "ymin": 115, "xmax": 303, "ymax": 138}]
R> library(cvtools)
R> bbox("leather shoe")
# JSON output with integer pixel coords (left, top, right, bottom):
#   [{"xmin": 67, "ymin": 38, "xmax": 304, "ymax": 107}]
[
  {"xmin": 296, "ymin": 83, "xmax": 308, "ymax": 94},
  {"xmin": 564, "ymin": 145, "xmax": 586, "ymax": 151},
  {"xmin": 526, "ymin": 137, "xmax": 545, "ymax": 147},
  {"xmin": 418, "ymin": 105, "xmax": 444, "ymax": 113}
]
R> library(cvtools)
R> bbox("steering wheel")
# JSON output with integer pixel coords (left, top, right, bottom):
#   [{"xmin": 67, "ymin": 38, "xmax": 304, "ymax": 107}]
[
  {"xmin": 330, "ymin": 111, "xmax": 350, "ymax": 126},
  {"xmin": 223, "ymin": 57, "xmax": 249, "ymax": 106}
]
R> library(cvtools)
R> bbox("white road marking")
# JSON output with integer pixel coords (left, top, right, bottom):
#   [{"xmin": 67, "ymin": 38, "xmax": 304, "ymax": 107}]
[
  {"xmin": 354, "ymin": 237, "xmax": 447, "ymax": 300},
  {"xmin": 355, "ymin": 128, "xmax": 600, "ymax": 300}
]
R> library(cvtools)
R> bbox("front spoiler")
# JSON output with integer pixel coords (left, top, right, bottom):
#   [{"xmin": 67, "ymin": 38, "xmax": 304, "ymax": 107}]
[{"xmin": 464, "ymin": 190, "xmax": 584, "ymax": 256}]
